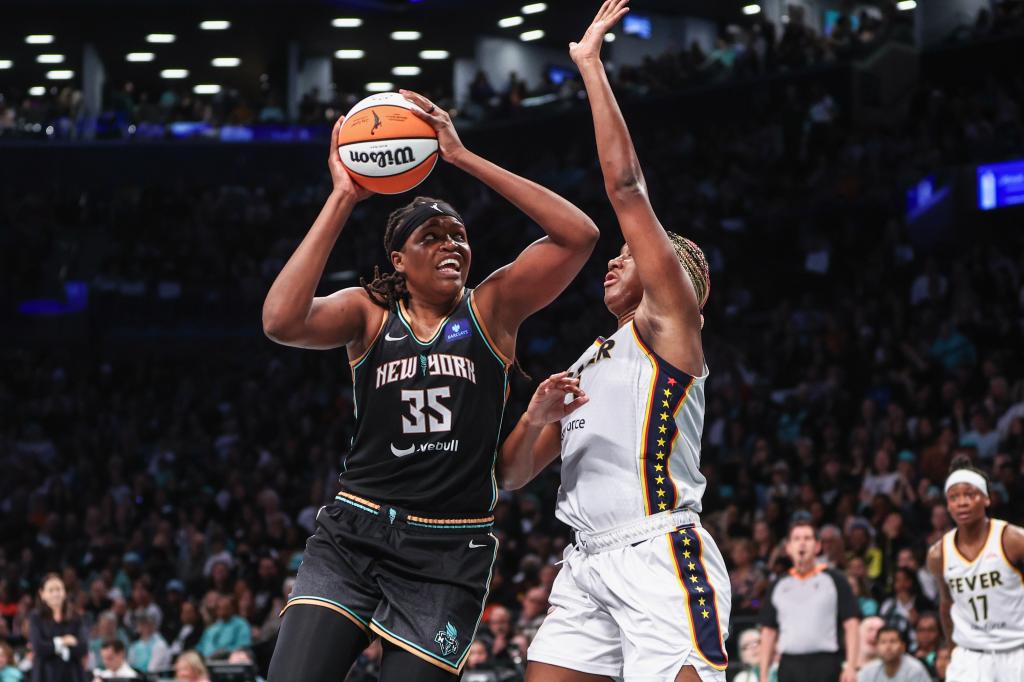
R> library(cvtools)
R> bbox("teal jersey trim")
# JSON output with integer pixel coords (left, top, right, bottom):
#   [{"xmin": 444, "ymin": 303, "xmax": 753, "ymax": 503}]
[
  {"xmin": 466, "ymin": 291, "xmax": 508, "ymax": 369},
  {"xmin": 395, "ymin": 289, "xmax": 467, "ymax": 347},
  {"xmin": 335, "ymin": 495, "xmax": 379, "ymax": 515}
]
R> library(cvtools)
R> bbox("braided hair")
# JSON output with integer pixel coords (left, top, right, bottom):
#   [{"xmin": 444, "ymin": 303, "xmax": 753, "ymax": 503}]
[
  {"xmin": 666, "ymin": 232, "xmax": 711, "ymax": 309},
  {"xmin": 361, "ymin": 196, "xmax": 446, "ymax": 309}
]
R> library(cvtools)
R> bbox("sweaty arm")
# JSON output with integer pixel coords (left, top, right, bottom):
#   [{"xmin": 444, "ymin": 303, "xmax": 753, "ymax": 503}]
[
  {"xmin": 400, "ymin": 90, "xmax": 598, "ymax": 355},
  {"xmin": 927, "ymin": 541, "xmax": 955, "ymax": 645},
  {"xmin": 1003, "ymin": 523, "xmax": 1024, "ymax": 577},
  {"xmin": 262, "ymin": 117, "xmax": 379, "ymax": 351},
  {"xmin": 573, "ymin": 4, "xmax": 702, "ymax": 375}
]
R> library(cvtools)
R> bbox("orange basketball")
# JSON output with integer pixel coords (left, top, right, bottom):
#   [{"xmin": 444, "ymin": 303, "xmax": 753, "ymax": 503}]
[{"xmin": 338, "ymin": 93, "xmax": 439, "ymax": 195}]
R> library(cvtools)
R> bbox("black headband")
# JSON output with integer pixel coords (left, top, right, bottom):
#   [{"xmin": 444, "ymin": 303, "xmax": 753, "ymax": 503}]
[{"xmin": 390, "ymin": 201, "xmax": 464, "ymax": 253}]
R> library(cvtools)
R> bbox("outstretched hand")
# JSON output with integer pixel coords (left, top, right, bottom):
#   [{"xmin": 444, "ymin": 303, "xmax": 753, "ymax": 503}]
[
  {"xmin": 523, "ymin": 371, "xmax": 588, "ymax": 426},
  {"xmin": 329, "ymin": 116, "xmax": 373, "ymax": 202},
  {"xmin": 570, "ymin": 0, "xmax": 630, "ymax": 65},
  {"xmin": 400, "ymin": 89, "xmax": 467, "ymax": 163}
]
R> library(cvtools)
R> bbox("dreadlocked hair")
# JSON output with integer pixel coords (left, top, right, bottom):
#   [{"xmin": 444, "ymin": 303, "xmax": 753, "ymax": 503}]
[
  {"xmin": 361, "ymin": 196, "xmax": 446, "ymax": 309},
  {"xmin": 667, "ymin": 232, "xmax": 710, "ymax": 309}
]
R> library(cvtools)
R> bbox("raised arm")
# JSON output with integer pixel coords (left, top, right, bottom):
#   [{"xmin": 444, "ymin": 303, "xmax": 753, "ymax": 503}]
[
  {"xmin": 572, "ymin": 0, "xmax": 703, "ymax": 375},
  {"xmin": 401, "ymin": 90, "xmax": 599, "ymax": 353},
  {"xmin": 262, "ymin": 116, "xmax": 380, "ymax": 351},
  {"xmin": 498, "ymin": 372, "xmax": 587, "ymax": 489},
  {"xmin": 927, "ymin": 540, "xmax": 954, "ymax": 646}
]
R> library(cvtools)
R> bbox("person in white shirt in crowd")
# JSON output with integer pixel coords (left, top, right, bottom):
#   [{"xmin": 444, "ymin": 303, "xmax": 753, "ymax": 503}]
[
  {"xmin": 126, "ymin": 615, "xmax": 170, "ymax": 673},
  {"xmin": 92, "ymin": 640, "xmax": 137, "ymax": 680},
  {"xmin": 856, "ymin": 626, "xmax": 930, "ymax": 682}
]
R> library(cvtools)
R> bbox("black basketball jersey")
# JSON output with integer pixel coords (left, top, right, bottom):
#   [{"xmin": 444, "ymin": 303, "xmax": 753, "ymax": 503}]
[{"xmin": 339, "ymin": 289, "xmax": 511, "ymax": 514}]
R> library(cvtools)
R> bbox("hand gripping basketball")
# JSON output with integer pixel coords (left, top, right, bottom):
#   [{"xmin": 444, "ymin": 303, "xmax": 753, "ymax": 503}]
[
  {"xmin": 329, "ymin": 116, "xmax": 374, "ymax": 202},
  {"xmin": 400, "ymin": 89, "xmax": 467, "ymax": 163}
]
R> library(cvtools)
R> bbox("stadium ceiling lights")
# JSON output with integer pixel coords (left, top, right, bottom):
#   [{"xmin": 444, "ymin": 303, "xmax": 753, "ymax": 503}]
[
  {"xmin": 392, "ymin": 66, "xmax": 421, "ymax": 76},
  {"xmin": 212, "ymin": 57, "xmax": 241, "ymax": 67},
  {"xmin": 146, "ymin": 34, "xmax": 176, "ymax": 43},
  {"xmin": 334, "ymin": 49, "xmax": 365, "ymax": 59},
  {"xmin": 29, "ymin": 86, "xmax": 47, "ymax": 96},
  {"xmin": 365, "ymin": 82, "xmax": 394, "ymax": 92},
  {"xmin": 194, "ymin": 84, "xmax": 222, "ymax": 94},
  {"xmin": 0, "ymin": 60, "xmax": 12, "ymax": 69},
  {"xmin": 46, "ymin": 70, "xmax": 74, "ymax": 80},
  {"xmin": 390, "ymin": 31, "xmax": 421, "ymax": 41},
  {"xmin": 604, "ymin": 33, "xmax": 615, "ymax": 42},
  {"xmin": 332, "ymin": 18, "xmax": 363, "ymax": 28},
  {"xmin": 498, "ymin": 16, "xmax": 524, "ymax": 28},
  {"xmin": 126, "ymin": 52, "xmax": 155, "ymax": 62},
  {"xmin": 26, "ymin": 35, "xmax": 55, "ymax": 44},
  {"xmin": 520, "ymin": 29, "xmax": 545, "ymax": 42},
  {"xmin": 419, "ymin": 50, "xmax": 449, "ymax": 60},
  {"xmin": 160, "ymin": 68, "xmax": 189, "ymax": 79},
  {"xmin": 896, "ymin": 0, "xmax": 916, "ymax": 9},
  {"xmin": 199, "ymin": 20, "xmax": 231, "ymax": 30},
  {"xmin": 742, "ymin": 4, "xmax": 761, "ymax": 15},
  {"xmin": 522, "ymin": 3, "xmax": 547, "ymax": 14},
  {"xmin": 36, "ymin": 54, "xmax": 65, "ymax": 64}
]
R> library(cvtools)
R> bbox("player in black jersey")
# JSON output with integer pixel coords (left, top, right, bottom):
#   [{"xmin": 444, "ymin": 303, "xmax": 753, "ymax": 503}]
[{"xmin": 261, "ymin": 89, "xmax": 599, "ymax": 681}]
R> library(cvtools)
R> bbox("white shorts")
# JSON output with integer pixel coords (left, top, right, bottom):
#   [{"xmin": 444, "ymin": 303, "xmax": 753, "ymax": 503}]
[
  {"xmin": 946, "ymin": 645, "xmax": 1024, "ymax": 682},
  {"xmin": 528, "ymin": 525, "xmax": 731, "ymax": 682}
]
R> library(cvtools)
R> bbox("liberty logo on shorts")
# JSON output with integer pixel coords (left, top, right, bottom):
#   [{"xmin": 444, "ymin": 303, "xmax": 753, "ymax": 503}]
[
  {"xmin": 444, "ymin": 319, "xmax": 471, "ymax": 342},
  {"xmin": 434, "ymin": 622, "xmax": 459, "ymax": 657},
  {"xmin": 388, "ymin": 508, "xmax": 397, "ymax": 524}
]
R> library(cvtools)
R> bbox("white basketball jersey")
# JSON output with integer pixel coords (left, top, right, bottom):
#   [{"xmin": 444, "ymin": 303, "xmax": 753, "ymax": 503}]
[
  {"xmin": 555, "ymin": 321, "xmax": 708, "ymax": 534},
  {"xmin": 942, "ymin": 519, "xmax": 1024, "ymax": 650}
]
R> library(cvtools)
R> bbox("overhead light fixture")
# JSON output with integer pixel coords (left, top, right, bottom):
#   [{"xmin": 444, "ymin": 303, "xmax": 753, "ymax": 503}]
[
  {"xmin": 37, "ymin": 54, "xmax": 65, "ymax": 64},
  {"xmin": 365, "ymin": 82, "xmax": 394, "ymax": 92},
  {"xmin": 194, "ymin": 84, "xmax": 222, "ymax": 94},
  {"xmin": 332, "ymin": 18, "xmax": 363, "ymax": 28},
  {"xmin": 742, "ymin": 4, "xmax": 761, "ymax": 15},
  {"xmin": 334, "ymin": 49, "xmax": 365, "ymax": 59},
  {"xmin": 390, "ymin": 31, "xmax": 421, "ymax": 41},
  {"xmin": 419, "ymin": 50, "xmax": 449, "ymax": 60},
  {"xmin": 392, "ymin": 66, "xmax": 421, "ymax": 76},
  {"xmin": 199, "ymin": 20, "xmax": 231, "ymax": 30},
  {"xmin": 212, "ymin": 57, "xmax": 241, "ymax": 67},
  {"xmin": 160, "ymin": 68, "xmax": 189, "ymax": 79},
  {"xmin": 520, "ymin": 29, "xmax": 545, "ymax": 42},
  {"xmin": 896, "ymin": 0, "xmax": 916, "ymax": 9},
  {"xmin": 604, "ymin": 33, "xmax": 615, "ymax": 42},
  {"xmin": 146, "ymin": 34, "xmax": 176, "ymax": 43},
  {"xmin": 29, "ymin": 86, "xmax": 47, "ymax": 96},
  {"xmin": 522, "ymin": 3, "xmax": 547, "ymax": 14},
  {"xmin": 25, "ymin": 35, "xmax": 55, "ymax": 44},
  {"xmin": 0, "ymin": 60, "xmax": 12, "ymax": 69},
  {"xmin": 498, "ymin": 16, "xmax": 524, "ymax": 28},
  {"xmin": 126, "ymin": 52, "xmax": 155, "ymax": 62},
  {"xmin": 46, "ymin": 70, "xmax": 74, "ymax": 80}
]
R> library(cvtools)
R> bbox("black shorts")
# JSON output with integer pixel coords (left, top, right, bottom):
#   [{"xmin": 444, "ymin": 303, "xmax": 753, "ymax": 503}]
[{"xmin": 284, "ymin": 491, "xmax": 498, "ymax": 675}]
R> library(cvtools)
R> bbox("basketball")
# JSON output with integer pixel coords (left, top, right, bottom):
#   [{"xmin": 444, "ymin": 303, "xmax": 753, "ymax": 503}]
[{"xmin": 338, "ymin": 92, "xmax": 439, "ymax": 195}]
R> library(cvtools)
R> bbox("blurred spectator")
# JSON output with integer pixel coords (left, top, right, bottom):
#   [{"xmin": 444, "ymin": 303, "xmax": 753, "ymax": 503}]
[
  {"xmin": 172, "ymin": 652, "xmax": 209, "ymax": 682},
  {"xmin": 167, "ymin": 603, "xmax": 203, "ymax": 659},
  {"xmin": 125, "ymin": 615, "xmax": 169, "ymax": 673},
  {"xmin": 92, "ymin": 640, "xmax": 136, "ymax": 680},
  {"xmin": 0, "ymin": 642, "xmax": 23, "ymax": 682},
  {"xmin": 856, "ymin": 626, "xmax": 930, "ymax": 682},
  {"xmin": 858, "ymin": 616, "xmax": 885, "ymax": 669},
  {"xmin": 911, "ymin": 612, "xmax": 942, "ymax": 675},
  {"xmin": 195, "ymin": 597, "xmax": 250, "ymax": 660}
]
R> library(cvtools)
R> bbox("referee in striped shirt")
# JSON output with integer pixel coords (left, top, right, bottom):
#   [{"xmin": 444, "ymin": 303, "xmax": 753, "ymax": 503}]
[{"xmin": 760, "ymin": 520, "xmax": 860, "ymax": 682}]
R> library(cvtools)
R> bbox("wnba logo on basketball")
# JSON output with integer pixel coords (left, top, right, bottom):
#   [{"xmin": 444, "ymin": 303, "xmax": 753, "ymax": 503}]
[{"xmin": 348, "ymin": 147, "xmax": 417, "ymax": 169}]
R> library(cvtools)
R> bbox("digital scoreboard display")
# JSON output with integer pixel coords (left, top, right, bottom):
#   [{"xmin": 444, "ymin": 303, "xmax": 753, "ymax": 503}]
[{"xmin": 977, "ymin": 159, "xmax": 1024, "ymax": 210}]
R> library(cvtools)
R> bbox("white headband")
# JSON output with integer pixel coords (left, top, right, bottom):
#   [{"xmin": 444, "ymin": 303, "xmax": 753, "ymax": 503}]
[{"xmin": 944, "ymin": 469, "xmax": 988, "ymax": 497}]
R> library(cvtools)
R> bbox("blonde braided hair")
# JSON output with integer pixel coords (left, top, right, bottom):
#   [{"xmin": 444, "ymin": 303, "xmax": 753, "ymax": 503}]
[{"xmin": 667, "ymin": 232, "xmax": 710, "ymax": 309}]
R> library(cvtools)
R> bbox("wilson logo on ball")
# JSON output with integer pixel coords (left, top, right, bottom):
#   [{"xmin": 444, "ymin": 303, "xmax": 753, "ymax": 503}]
[{"xmin": 348, "ymin": 147, "xmax": 417, "ymax": 169}]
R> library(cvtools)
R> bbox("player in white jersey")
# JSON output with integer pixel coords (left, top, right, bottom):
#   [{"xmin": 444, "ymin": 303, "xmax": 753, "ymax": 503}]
[
  {"xmin": 926, "ymin": 455, "xmax": 1024, "ymax": 682},
  {"xmin": 497, "ymin": 2, "xmax": 729, "ymax": 680}
]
